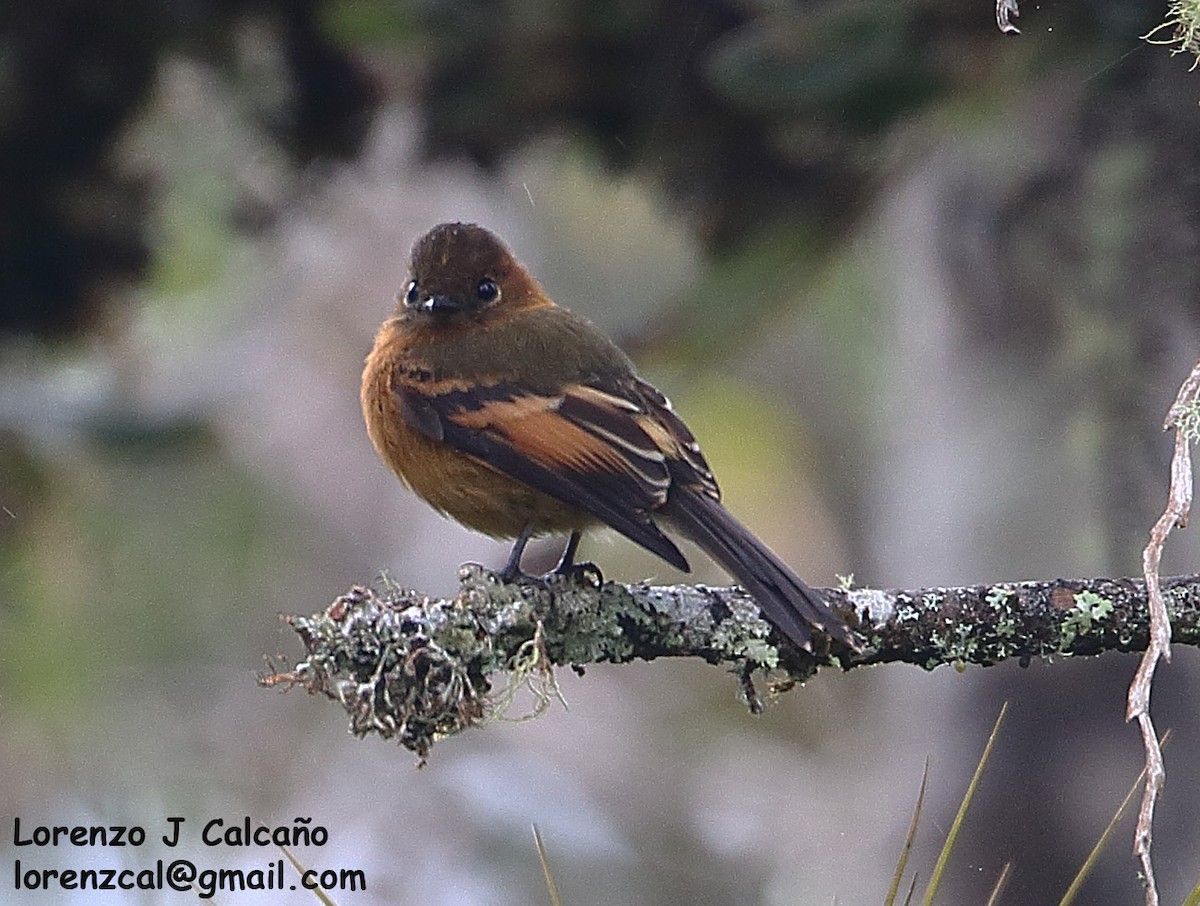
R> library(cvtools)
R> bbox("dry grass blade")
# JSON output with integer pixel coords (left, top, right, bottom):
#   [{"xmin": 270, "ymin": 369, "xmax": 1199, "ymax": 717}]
[
  {"xmin": 533, "ymin": 824, "xmax": 563, "ymax": 906},
  {"xmin": 902, "ymin": 872, "xmax": 920, "ymax": 906},
  {"xmin": 885, "ymin": 757, "xmax": 930, "ymax": 906},
  {"xmin": 984, "ymin": 862, "xmax": 1013, "ymax": 906},
  {"xmin": 279, "ymin": 845, "xmax": 340, "ymax": 906},
  {"xmin": 1182, "ymin": 878, "xmax": 1200, "ymax": 906},
  {"xmin": 920, "ymin": 701, "xmax": 1009, "ymax": 906},
  {"xmin": 1059, "ymin": 730, "xmax": 1172, "ymax": 906}
]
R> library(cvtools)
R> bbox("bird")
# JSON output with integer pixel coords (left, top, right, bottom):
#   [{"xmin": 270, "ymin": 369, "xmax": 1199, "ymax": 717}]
[{"xmin": 361, "ymin": 222, "xmax": 855, "ymax": 650}]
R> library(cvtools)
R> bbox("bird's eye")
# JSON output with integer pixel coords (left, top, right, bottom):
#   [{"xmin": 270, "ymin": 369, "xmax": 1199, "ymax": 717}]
[
  {"xmin": 476, "ymin": 278, "xmax": 500, "ymax": 302},
  {"xmin": 404, "ymin": 280, "xmax": 420, "ymax": 306}
]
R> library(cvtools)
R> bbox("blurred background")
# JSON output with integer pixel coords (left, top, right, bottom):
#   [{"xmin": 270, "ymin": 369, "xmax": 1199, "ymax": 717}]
[{"xmin": 2, "ymin": 1, "xmax": 1200, "ymax": 903}]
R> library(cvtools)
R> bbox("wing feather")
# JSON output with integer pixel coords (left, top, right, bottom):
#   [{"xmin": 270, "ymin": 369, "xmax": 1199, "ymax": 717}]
[{"xmin": 393, "ymin": 375, "xmax": 690, "ymax": 570}]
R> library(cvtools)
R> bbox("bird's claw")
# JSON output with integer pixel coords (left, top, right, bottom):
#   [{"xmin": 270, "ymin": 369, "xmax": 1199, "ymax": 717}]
[{"xmin": 549, "ymin": 560, "xmax": 603, "ymax": 587}]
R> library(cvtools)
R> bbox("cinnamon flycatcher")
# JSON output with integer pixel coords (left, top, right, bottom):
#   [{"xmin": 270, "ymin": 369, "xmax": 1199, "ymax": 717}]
[{"xmin": 362, "ymin": 222, "xmax": 853, "ymax": 650}]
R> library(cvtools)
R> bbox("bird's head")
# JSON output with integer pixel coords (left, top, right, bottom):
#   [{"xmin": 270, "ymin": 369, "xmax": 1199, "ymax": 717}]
[{"xmin": 400, "ymin": 222, "xmax": 541, "ymax": 321}]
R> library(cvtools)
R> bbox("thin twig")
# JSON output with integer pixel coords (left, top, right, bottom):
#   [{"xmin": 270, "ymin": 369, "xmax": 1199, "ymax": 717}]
[
  {"xmin": 1127, "ymin": 358, "xmax": 1200, "ymax": 906},
  {"xmin": 997, "ymin": 0, "xmax": 1021, "ymax": 33},
  {"xmin": 1059, "ymin": 730, "xmax": 1172, "ymax": 906}
]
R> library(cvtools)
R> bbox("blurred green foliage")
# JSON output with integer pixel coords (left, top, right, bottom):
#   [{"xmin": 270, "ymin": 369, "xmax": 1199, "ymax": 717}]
[{"xmin": 0, "ymin": 427, "xmax": 330, "ymax": 724}]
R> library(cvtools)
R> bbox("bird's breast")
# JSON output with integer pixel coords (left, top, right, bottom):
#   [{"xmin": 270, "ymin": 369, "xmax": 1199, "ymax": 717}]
[{"xmin": 360, "ymin": 329, "xmax": 591, "ymax": 539}]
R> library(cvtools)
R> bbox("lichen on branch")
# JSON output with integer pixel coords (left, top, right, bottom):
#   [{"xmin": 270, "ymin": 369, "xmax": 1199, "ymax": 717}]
[{"xmin": 263, "ymin": 567, "xmax": 1200, "ymax": 761}]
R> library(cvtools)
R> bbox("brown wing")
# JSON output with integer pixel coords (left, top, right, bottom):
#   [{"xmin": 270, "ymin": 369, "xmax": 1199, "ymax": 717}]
[
  {"xmin": 626, "ymin": 377, "xmax": 720, "ymax": 502},
  {"xmin": 394, "ymin": 375, "xmax": 692, "ymax": 571}
]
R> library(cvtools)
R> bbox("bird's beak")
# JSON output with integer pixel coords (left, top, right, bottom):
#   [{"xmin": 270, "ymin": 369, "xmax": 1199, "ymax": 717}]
[{"xmin": 422, "ymin": 294, "xmax": 463, "ymax": 315}]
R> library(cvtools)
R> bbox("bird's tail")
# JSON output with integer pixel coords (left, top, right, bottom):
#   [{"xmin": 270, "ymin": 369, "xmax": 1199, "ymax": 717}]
[{"xmin": 664, "ymin": 489, "xmax": 855, "ymax": 650}]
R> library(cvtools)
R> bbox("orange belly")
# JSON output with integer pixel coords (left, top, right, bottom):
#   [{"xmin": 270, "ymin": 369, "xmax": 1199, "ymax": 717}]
[{"xmin": 361, "ymin": 348, "xmax": 592, "ymax": 539}]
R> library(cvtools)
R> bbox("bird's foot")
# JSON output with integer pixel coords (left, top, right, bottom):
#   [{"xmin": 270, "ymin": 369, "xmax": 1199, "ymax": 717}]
[
  {"xmin": 494, "ymin": 528, "xmax": 601, "ymax": 586},
  {"xmin": 495, "ymin": 563, "xmax": 525, "ymax": 583},
  {"xmin": 491, "ymin": 560, "xmax": 600, "ymax": 589},
  {"xmin": 547, "ymin": 531, "xmax": 601, "ymax": 586},
  {"xmin": 547, "ymin": 559, "xmax": 603, "ymax": 587}
]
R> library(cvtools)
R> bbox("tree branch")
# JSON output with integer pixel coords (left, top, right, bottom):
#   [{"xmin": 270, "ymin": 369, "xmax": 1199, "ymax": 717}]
[{"xmin": 263, "ymin": 567, "xmax": 1200, "ymax": 761}]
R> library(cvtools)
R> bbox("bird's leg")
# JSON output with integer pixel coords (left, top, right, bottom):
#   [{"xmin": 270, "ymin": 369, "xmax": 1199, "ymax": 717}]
[
  {"xmin": 549, "ymin": 530, "xmax": 603, "ymax": 585},
  {"xmin": 498, "ymin": 522, "xmax": 535, "ymax": 582},
  {"xmin": 552, "ymin": 530, "xmax": 582, "ymax": 573}
]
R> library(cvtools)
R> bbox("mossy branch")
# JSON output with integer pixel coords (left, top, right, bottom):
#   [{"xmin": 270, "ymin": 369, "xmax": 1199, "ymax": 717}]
[{"xmin": 263, "ymin": 566, "xmax": 1200, "ymax": 761}]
